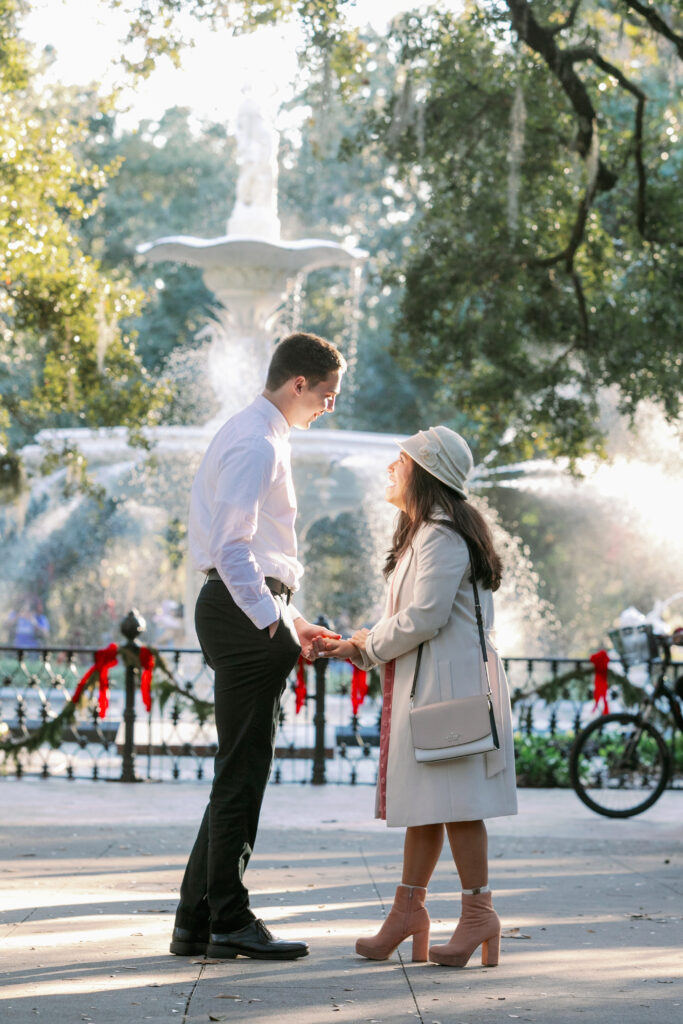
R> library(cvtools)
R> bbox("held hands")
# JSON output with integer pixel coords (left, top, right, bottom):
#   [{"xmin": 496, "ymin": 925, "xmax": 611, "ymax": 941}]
[
  {"xmin": 292, "ymin": 617, "xmax": 341, "ymax": 661},
  {"xmin": 310, "ymin": 626, "xmax": 371, "ymax": 662},
  {"xmin": 311, "ymin": 637, "xmax": 358, "ymax": 661}
]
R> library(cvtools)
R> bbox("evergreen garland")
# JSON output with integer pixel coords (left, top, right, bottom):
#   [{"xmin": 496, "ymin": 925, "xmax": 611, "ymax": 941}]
[{"xmin": 0, "ymin": 645, "xmax": 214, "ymax": 762}]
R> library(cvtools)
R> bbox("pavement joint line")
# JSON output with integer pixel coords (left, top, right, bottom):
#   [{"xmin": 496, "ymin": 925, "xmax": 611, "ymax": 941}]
[
  {"xmin": 182, "ymin": 959, "xmax": 206, "ymax": 1023},
  {"xmin": 3, "ymin": 905, "xmax": 38, "ymax": 939},
  {"xmin": 607, "ymin": 853, "xmax": 683, "ymax": 898},
  {"xmin": 360, "ymin": 841, "xmax": 426, "ymax": 1024}
]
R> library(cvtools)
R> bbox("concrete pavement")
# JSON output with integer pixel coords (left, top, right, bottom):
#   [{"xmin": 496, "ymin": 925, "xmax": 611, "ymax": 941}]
[{"xmin": 0, "ymin": 781, "xmax": 681, "ymax": 1024}]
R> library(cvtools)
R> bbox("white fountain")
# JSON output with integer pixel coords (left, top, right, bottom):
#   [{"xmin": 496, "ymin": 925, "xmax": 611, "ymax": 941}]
[{"xmin": 137, "ymin": 91, "xmax": 369, "ymax": 421}]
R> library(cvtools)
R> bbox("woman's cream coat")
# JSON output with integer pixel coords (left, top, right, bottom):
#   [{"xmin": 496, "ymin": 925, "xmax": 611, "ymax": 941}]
[{"xmin": 353, "ymin": 520, "xmax": 518, "ymax": 827}]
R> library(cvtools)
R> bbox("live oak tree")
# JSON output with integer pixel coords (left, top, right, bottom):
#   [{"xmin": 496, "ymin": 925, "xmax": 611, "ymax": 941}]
[
  {"xmin": 360, "ymin": 1, "xmax": 683, "ymax": 463},
  {"xmin": 79, "ymin": 105, "xmax": 238, "ymax": 424},
  {"xmin": 110, "ymin": 0, "xmax": 682, "ymax": 463},
  {"xmin": 3, "ymin": 0, "xmax": 681, "ymax": 478},
  {"xmin": 0, "ymin": 0, "xmax": 168, "ymax": 493}
]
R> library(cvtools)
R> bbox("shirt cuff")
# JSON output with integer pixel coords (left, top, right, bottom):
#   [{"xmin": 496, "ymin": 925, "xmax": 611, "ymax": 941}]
[{"xmin": 247, "ymin": 593, "xmax": 281, "ymax": 630}]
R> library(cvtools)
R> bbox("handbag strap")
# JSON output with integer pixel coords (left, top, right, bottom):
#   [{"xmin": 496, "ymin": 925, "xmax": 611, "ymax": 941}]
[{"xmin": 409, "ymin": 539, "xmax": 492, "ymax": 704}]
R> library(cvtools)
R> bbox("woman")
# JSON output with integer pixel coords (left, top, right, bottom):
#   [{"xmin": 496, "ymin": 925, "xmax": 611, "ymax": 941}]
[{"xmin": 316, "ymin": 426, "xmax": 517, "ymax": 967}]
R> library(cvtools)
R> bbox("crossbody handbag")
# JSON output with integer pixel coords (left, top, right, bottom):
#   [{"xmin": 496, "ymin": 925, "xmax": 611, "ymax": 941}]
[{"xmin": 409, "ymin": 546, "xmax": 500, "ymax": 764}]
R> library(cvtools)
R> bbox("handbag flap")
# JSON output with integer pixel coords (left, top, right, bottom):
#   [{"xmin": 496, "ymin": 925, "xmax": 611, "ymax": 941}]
[{"xmin": 410, "ymin": 695, "xmax": 492, "ymax": 750}]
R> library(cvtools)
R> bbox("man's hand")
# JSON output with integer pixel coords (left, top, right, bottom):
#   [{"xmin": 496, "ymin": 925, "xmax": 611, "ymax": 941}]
[
  {"xmin": 311, "ymin": 637, "xmax": 358, "ymax": 661},
  {"xmin": 292, "ymin": 617, "xmax": 341, "ymax": 660}
]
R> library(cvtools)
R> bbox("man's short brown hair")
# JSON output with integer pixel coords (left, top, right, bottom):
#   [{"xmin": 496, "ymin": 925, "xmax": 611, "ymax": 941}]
[{"xmin": 266, "ymin": 332, "xmax": 346, "ymax": 391}]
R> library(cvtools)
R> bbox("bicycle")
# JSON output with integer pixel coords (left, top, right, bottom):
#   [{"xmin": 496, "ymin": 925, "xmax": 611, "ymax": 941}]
[{"xmin": 569, "ymin": 626, "xmax": 683, "ymax": 818}]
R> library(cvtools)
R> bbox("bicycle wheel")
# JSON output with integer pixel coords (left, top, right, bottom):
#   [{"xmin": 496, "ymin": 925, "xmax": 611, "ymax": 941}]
[{"xmin": 570, "ymin": 712, "xmax": 671, "ymax": 818}]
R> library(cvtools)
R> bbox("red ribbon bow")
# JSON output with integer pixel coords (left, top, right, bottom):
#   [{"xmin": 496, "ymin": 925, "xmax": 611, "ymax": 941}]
[
  {"xmin": 72, "ymin": 643, "xmax": 156, "ymax": 717},
  {"xmin": 590, "ymin": 649, "xmax": 610, "ymax": 715},
  {"xmin": 295, "ymin": 657, "xmax": 308, "ymax": 714},
  {"xmin": 349, "ymin": 662, "xmax": 368, "ymax": 715},
  {"xmin": 72, "ymin": 643, "xmax": 119, "ymax": 718},
  {"xmin": 139, "ymin": 646, "xmax": 155, "ymax": 712}
]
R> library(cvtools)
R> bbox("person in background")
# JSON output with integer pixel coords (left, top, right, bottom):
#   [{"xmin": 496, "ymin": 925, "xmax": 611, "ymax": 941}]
[
  {"xmin": 6, "ymin": 597, "xmax": 50, "ymax": 649},
  {"xmin": 153, "ymin": 600, "xmax": 184, "ymax": 647}
]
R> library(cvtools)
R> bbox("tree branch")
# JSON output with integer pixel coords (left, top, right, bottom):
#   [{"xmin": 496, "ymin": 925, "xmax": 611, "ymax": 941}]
[
  {"xmin": 570, "ymin": 267, "xmax": 589, "ymax": 344},
  {"xmin": 634, "ymin": 94, "xmax": 646, "ymax": 235},
  {"xmin": 508, "ymin": 3, "xmax": 652, "ymax": 243},
  {"xmin": 566, "ymin": 46, "xmax": 648, "ymax": 234},
  {"xmin": 526, "ymin": 176, "xmax": 594, "ymax": 270},
  {"xmin": 505, "ymin": 0, "xmax": 617, "ymax": 191},
  {"xmin": 566, "ymin": 45, "xmax": 646, "ymax": 100},
  {"xmin": 550, "ymin": 0, "xmax": 583, "ymax": 36},
  {"xmin": 620, "ymin": 0, "xmax": 683, "ymax": 60}
]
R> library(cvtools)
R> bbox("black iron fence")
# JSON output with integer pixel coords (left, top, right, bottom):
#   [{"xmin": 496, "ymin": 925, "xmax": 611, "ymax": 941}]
[{"xmin": 1, "ymin": 624, "xmax": 680, "ymax": 785}]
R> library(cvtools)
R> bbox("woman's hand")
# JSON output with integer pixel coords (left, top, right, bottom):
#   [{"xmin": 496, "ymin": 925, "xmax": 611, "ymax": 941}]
[
  {"xmin": 350, "ymin": 628, "xmax": 370, "ymax": 651},
  {"xmin": 311, "ymin": 637, "xmax": 358, "ymax": 661}
]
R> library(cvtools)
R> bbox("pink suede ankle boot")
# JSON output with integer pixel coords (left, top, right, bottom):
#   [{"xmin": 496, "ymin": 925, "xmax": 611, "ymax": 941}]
[
  {"xmin": 356, "ymin": 884, "xmax": 430, "ymax": 962},
  {"xmin": 429, "ymin": 888, "xmax": 501, "ymax": 967}
]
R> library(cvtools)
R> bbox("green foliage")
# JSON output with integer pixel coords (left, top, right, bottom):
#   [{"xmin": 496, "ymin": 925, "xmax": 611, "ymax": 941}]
[
  {"xmin": 79, "ymin": 106, "xmax": 237, "ymax": 377},
  {"xmin": 150, "ymin": 647, "xmax": 214, "ymax": 724},
  {"xmin": 302, "ymin": 510, "xmax": 380, "ymax": 627},
  {"xmin": 509, "ymin": 659, "xmax": 644, "ymax": 708},
  {"xmin": 0, "ymin": 696, "xmax": 78, "ymax": 761},
  {"xmin": 514, "ymin": 732, "xmax": 573, "ymax": 787},
  {"xmin": 278, "ymin": 31, "xmax": 459, "ymax": 433},
  {"xmin": 0, "ymin": 2, "xmax": 168, "ymax": 481},
  {"xmin": 0, "ymin": 642, "xmax": 214, "ymax": 760},
  {"xmin": 80, "ymin": 1, "xmax": 682, "ymax": 460},
  {"xmin": 4, "ymin": 0, "xmax": 681, "ymax": 493},
  {"xmin": 366, "ymin": 1, "xmax": 683, "ymax": 462},
  {"xmin": 673, "ymin": 732, "xmax": 683, "ymax": 775},
  {"xmin": 107, "ymin": 1, "xmax": 352, "ymax": 75}
]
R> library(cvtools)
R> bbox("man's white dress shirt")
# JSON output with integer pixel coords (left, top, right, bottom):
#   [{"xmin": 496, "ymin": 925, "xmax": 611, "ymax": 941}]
[{"xmin": 189, "ymin": 395, "xmax": 303, "ymax": 629}]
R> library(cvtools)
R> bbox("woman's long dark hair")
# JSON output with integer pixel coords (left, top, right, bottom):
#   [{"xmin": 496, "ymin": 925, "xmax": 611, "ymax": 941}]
[{"xmin": 384, "ymin": 460, "xmax": 503, "ymax": 591}]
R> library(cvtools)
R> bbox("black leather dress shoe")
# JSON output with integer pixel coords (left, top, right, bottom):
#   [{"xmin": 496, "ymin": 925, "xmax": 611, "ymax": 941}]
[
  {"xmin": 170, "ymin": 925, "xmax": 208, "ymax": 956},
  {"xmin": 206, "ymin": 919, "xmax": 309, "ymax": 960}
]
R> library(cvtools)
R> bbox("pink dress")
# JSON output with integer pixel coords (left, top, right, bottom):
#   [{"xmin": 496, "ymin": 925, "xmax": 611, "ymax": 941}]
[{"xmin": 377, "ymin": 658, "xmax": 396, "ymax": 820}]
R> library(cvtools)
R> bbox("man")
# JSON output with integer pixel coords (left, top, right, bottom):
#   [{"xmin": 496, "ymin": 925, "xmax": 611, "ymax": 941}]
[{"xmin": 170, "ymin": 331, "xmax": 345, "ymax": 961}]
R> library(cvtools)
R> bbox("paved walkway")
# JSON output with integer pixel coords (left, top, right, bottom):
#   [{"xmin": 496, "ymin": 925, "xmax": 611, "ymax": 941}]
[{"xmin": 0, "ymin": 781, "xmax": 681, "ymax": 1024}]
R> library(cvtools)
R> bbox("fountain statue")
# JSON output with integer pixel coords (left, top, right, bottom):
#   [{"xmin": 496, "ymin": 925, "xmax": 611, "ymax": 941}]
[{"xmin": 137, "ymin": 90, "xmax": 368, "ymax": 417}]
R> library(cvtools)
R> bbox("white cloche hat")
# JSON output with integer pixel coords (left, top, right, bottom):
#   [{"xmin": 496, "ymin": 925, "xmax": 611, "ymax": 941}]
[{"xmin": 398, "ymin": 425, "xmax": 474, "ymax": 498}]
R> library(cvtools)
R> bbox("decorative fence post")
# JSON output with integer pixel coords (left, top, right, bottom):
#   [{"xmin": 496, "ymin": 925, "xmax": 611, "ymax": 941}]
[
  {"xmin": 119, "ymin": 609, "xmax": 145, "ymax": 783},
  {"xmin": 311, "ymin": 615, "xmax": 329, "ymax": 786}
]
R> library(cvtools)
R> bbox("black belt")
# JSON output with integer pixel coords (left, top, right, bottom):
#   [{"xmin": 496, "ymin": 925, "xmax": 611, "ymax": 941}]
[{"xmin": 205, "ymin": 569, "xmax": 292, "ymax": 604}]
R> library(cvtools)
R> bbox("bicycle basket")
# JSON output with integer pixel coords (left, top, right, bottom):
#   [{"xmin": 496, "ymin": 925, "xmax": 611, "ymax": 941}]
[{"xmin": 608, "ymin": 624, "xmax": 659, "ymax": 668}]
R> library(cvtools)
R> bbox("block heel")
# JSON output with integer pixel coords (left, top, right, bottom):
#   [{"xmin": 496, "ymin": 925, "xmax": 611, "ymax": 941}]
[
  {"xmin": 411, "ymin": 925, "xmax": 430, "ymax": 962},
  {"xmin": 356, "ymin": 884, "xmax": 430, "ymax": 962},
  {"xmin": 429, "ymin": 890, "xmax": 501, "ymax": 968}
]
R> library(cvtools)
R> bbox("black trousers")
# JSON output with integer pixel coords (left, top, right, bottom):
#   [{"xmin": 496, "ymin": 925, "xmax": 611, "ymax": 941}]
[{"xmin": 175, "ymin": 579, "xmax": 301, "ymax": 933}]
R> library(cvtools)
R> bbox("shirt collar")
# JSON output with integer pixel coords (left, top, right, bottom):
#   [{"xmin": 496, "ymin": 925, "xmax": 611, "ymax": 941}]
[{"xmin": 253, "ymin": 394, "xmax": 290, "ymax": 438}]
